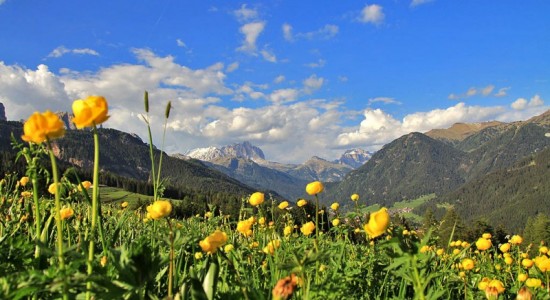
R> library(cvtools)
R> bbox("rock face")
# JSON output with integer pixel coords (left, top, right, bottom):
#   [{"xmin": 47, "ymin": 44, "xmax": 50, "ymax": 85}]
[
  {"xmin": 56, "ymin": 112, "xmax": 76, "ymax": 130},
  {"xmin": 0, "ymin": 103, "xmax": 6, "ymax": 121}
]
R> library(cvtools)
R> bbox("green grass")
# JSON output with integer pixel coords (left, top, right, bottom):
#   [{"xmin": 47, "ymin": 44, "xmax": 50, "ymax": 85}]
[
  {"xmin": 363, "ymin": 194, "xmax": 436, "ymax": 223},
  {"xmin": 99, "ymin": 186, "xmax": 153, "ymax": 207}
]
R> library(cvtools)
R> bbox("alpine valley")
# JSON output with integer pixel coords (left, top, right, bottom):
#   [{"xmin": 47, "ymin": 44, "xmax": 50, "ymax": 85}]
[{"xmin": 0, "ymin": 103, "xmax": 549, "ymax": 231}]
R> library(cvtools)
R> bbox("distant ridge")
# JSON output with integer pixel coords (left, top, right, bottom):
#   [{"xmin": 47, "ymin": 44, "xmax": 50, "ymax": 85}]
[{"xmin": 425, "ymin": 121, "xmax": 503, "ymax": 142}]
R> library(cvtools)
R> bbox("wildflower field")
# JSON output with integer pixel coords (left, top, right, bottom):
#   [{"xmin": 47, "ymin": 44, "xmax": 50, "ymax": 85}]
[{"xmin": 1, "ymin": 95, "xmax": 549, "ymax": 300}]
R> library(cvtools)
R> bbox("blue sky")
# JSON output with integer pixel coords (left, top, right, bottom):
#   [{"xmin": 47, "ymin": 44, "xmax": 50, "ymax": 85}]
[{"xmin": 0, "ymin": 1, "xmax": 548, "ymax": 163}]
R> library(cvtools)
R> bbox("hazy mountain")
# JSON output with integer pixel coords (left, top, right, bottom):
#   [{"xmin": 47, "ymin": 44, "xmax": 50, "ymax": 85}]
[
  {"xmin": 335, "ymin": 148, "xmax": 373, "ymax": 168},
  {"xmin": 287, "ymin": 156, "xmax": 352, "ymax": 182}
]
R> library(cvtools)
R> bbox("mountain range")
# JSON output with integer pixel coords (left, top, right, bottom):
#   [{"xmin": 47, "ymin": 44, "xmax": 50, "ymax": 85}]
[{"xmin": 178, "ymin": 142, "xmax": 372, "ymax": 200}]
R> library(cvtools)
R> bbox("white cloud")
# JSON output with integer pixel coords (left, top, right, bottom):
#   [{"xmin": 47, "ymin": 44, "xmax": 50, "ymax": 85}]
[
  {"xmin": 360, "ymin": 4, "xmax": 385, "ymax": 25},
  {"xmin": 226, "ymin": 62, "xmax": 239, "ymax": 73},
  {"xmin": 274, "ymin": 75, "xmax": 285, "ymax": 84},
  {"xmin": 176, "ymin": 39, "xmax": 187, "ymax": 48},
  {"xmin": 449, "ymin": 84, "xmax": 497, "ymax": 100},
  {"xmin": 295, "ymin": 24, "xmax": 339, "ymax": 40},
  {"xmin": 368, "ymin": 97, "xmax": 401, "ymax": 105},
  {"xmin": 269, "ymin": 88, "xmax": 299, "ymax": 103},
  {"xmin": 0, "ymin": 0, "xmax": 6, "ymax": 5},
  {"xmin": 282, "ymin": 23, "xmax": 293, "ymax": 41},
  {"xmin": 233, "ymin": 4, "xmax": 258, "ymax": 23},
  {"xmin": 411, "ymin": 0, "xmax": 434, "ymax": 7},
  {"xmin": 495, "ymin": 87, "xmax": 510, "ymax": 97},
  {"xmin": 237, "ymin": 22, "xmax": 265, "ymax": 53},
  {"xmin": 260, "ymin": 49, "xmax": 277, "ymax": 63},
  {"xmin": 47, "ymin": 46, "xmax": 99, "ymax": 58},
  {"xmin": 511, "ymin": 94, "xmax": 545, "ymax": 110},
  {"xmin": 305, "ymin": 59, "xmax": 326, "ymax": 68},
  {"xmin": 303, "ymin": 75, "xmax": 324, "ymax": 94}
]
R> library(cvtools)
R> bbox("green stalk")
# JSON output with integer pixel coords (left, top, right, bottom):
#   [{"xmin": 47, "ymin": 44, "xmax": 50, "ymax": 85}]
[
  {"xmin": 86, "ymin": 125, "xmax": 101, "ymax": 300},
  {"xmin": 168, "ymin": 219, "xmax": 174, "ymax": 298},
  {"xmin": 154, "ymin": 101, "xmax": 171, "ymax": 198},
  {"xmin": 32, "ymin": 177, "xmax": 41, "ymax": 258},
  {"xmin": 47, "ymin": 140, "xmax": 68, "ymax": 300}
]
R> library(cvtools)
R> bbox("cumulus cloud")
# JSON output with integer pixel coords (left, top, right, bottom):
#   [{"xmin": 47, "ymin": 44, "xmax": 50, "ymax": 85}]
[
  {"xmin": 47, "ymin": 46, "xmax": 99, "ymax": 58},
  {"xmin": 269, "ymin": 88, "xmax": 299, "ymax": 103},
  {"xmin": 360, "ymin": 4, "xmax": 385, "ymax": 25},
  {"xmin": 237, "ymin": 22, "xmax": 266, "ymax": 53},
  {"xmin": 448, "ymin": 85, "xmax": 496, "ymax": 100},
  {"xmin": 303, "ymin": 75, "xmax": 324, "ymax": 94},
  {"xmin": 260, "ymin": 49, "xmax": 277, "ymax": 63},
  {"xmin": 511, "ymin": 94, "xmax": 545, "ymax": 110}
]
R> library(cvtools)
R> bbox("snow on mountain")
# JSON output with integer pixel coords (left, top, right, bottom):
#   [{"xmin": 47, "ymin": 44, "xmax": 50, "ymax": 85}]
[
  {"xmin": 335, "ymin": 148, "xmax": 373, "ymax": 168},
  {"xmin": 185, "ymin": 141, "xmax": 265, "ymax": 162}
]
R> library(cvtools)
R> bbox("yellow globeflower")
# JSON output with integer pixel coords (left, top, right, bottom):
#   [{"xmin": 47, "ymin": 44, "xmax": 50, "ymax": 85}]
[
  {"xmin": 510, "ymin": 235, "xmax": 523, "ymax": 245},
  {"xmin": 21, "ymin": 191, "xmax": 32, "ymax": 198},
  {"xmin": 78, "ymin": 180, "xmax": 92, "ymax": 191},
  {"xmin": 522, "ymin": 258, "xmax": 534, "ymax": 268},
  {"xmin": 300, "ymin": 221, "xmax": 316, "ymax": 236},
  {"xmin": 461, "ymin": 258, "xmax": 475, "ymax": 270},
  {"xmin": 48, "ymin": 182, "xmax": 60, "ymax": 195},
  {"xmin": 237, "ymin": 218, "xmax": 254, "ymax": 236},
  {"xmin": 297, "ymin": 199, "xmax": 307, "ymax": 207},
  {"xmin": 284, "ymin": 225, "xmax": 293, "ymax": 236},
  {"xmin": 249, "ymin": 192, "xmax": 265, "ymax": 206},
  {"xmin": 504, "ymin": 257, "xmax": 514, "ymax": 265},
  {"xmin": 539, "ymin": 246, "xmax": 549, "ymax": 254},
  {"xmin": 487, "ymin": 279, "xmax": 505, "ymax": 294},
  {"xmin": 22, "ymin": 110, "xmax": 66, "ymax": 144},
  {"xmin": 330, "ymin": 202, "xmax": 340, "ymax": 211},
  {"xmin": 526, "ymin": 278, "xmax": 542, "ymax": 288},
  {"xmin": 72, "ymin": 95, "xmax": 109, "ymax": 129},
  {"xmin": 60, "ymin": 207, "xmax": 74, "ymax": 220},
  {"xmin": 478, "ymin": 277, "xmax": 491, "ymax": 290},
  {"xmin": 305, "ymin": 181, "xmax": 324, "ymax": 195},
  {"xmin": 535, "ymin": 255, "xmax": 550, "ymax": 272},
  {"xmin": 278, "ymin": 201, "xmax": 289, "ymax": 210},
  {"xmin": 518, "ymin": 273, "xmax": 528, "ymax": 282},
  {"xmin": 499, "ymin": 243, "xmax": 511, "ymax": 253},
  {"xmin": 194, "ymin": 252, "xmax": 203, "ymax": 260},
  {"xmin": 332, "ymin": 219, "xmax": 340, "ymax": 226},
  {"xmin": 199, "ymin": 230, "xmax": 228, "ymax": 254},
  {"xmin": 146, "ymin": 200, "xmax": 172, "ymax": 220},
  {"xmin": 19, "ymin": 176, "xmax": 30, "ymax": 187},
  {"xmin": 475, "ymin": 238, "xmax": 492, "ymax": 251},
  {"xmin": 121, "ymin": 201, "xmax": 129, "ymax": 208},
  {"xmin": 224, "ymin": 244, "xmax": 234, "ymax": 253},
  {"xmin": 350, "ymin": 194, "xmax": 359, "ymax": 201},
  {"xmin": 363, "ymin": 207, "xmax": 390, "ymax": 239},
  {"xmin": 263, "ymin": 240, "xmax": 281, "ymax": 255}
]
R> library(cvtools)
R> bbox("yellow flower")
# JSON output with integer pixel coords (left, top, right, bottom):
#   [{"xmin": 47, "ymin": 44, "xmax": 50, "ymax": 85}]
[
  {"xmin": 78, "ymin": 180, "xmax": 92, "ymax": 191},
  {"xmin": 305, "ymin": 181, "xmax": 324, "ymax": 196},
  {"xmin": 278, "ymin": 201, "xmax": 289, "ymax": 210},
  {"xmin": 436, "ymin": 248, "xmax": 444, "ymax": 256},
  {"xmin": 21, "ymin": 110, "xmax": 66, "ymax": 144},
  {"xmin": 259, "ymin": 217, "xmax": 266, "ymax": 225},
  {"xmin": 478, "ymin": 277, "xmax": 491, "ymax": 290},
  {"xmin": 272, "ymin": 274, "xmax": 299, "ymax": 300},
  {"xmin": 522, "ymin": 258, "xmax": 534, "ymax": 268},
  {"xmin": 518, "ymin": 273, "xmax": 528, "ymax": 282},
  {"xmin": 121, "ymin": 201, "xmax": 129, "ymax": 208},
  {"xmin": 504, "ymin": 256, "xmax": 513, "ymax": 265},
  {"xmin": 48, "ymin": 182, "xmax": 60, "ymax": 195},
  {"xmin": 19, "ymin": 176, "xmax": 29, "ymax": 187},
  {"xmin": 72, "ymin": 95, "xmax": 109, "ymax": 129},
  {"xmin": 487, "ymin": 279, "xmax": 505, "ymax": 294},
  {"xmin": 539, "ymin": 246, "xmax": 549, "ymax": 254},
  {"xmin": 263, "ymin": 240, "xmax": 281, "ymax": 255},
  {"xmin": 452, "ymin": 249, "xmax": 461, "ymax": 255},
  {"xmin": 516, "ymin": 287, "xmax": 533, "ymax": 300},
  {"xmin": 146, "ymin": 200, "xmax": 172, "ymax": 219},
  {"xmin": 297, "ymin": 199, "xmax": 307, "ymax": 207},
  {"xmin": 482, "ymin": 233, "xmax": 492, "ymax": 239},
  {"xmin": 330, "ymin": 202, "xmax": 340, "ymax": 211},
  {"xmin": 284, "ymin": 225, "xmax": 293, "ymax": 236},
  {"xmin": 60, "ymin": 207, "xmax": 74, "ymax": 220},
  {"xmin": 249, "ymin": 192, "xmax": 265, "ymax": 206},
  {"xmin": 461, "ymin": 258, "xmax": 475, "ymax": 270},
  {"xmin": 510, "ymin": 235, "xmax": 523, "ymax": 245},
  {"xmin": 21, "ymin": 191, "xmax": 32, "ymax": 198},
  {"xmin": 363, "ymin": 207, "xmax": 390, "ymax": 239},
  {"xmin": 350, "ymin": 194, "xmax": 359, "ymax": 201},
  {"xmin": 475, "ymin": 238, "xmax": 492, "ymax": 251},
  {"xmin": 332, "ymin": 219, "xmax": 340, "ymax": 226},
  {"xmin": 535, "ymin": 255, "xmax": 550, "ymax": 272},
  {"xmin": 499, "ymin": 243, "xmax": 511, "ymax": 253},
  {"xmin": 100, "ymin": 255, "xmax": 108, "ymax": 267},
  {"xmin": 237, "ymin": 218, "xmax": 254, "ymax": 236},
  {"xmin": 194, "ymin": 252, "xmax": 203, "ymax": 259},
  {"xmin": 300, "ymin": 221, "xmax": 315, "ymax": 236},
  {"xmin": 224, "ymin": 244, "xmax": 234, "ymax": 253},
  {"xmin": 199, "ymin": 230, "xmax": 228, "ymax": 254},
  {"xmin": 525, "ymin": 278, "xmax": 541, "ymax": 288}
]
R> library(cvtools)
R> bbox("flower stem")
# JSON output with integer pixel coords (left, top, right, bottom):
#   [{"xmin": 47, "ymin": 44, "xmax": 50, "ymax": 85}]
[
  {"xmin": 168, "ymin": 219, "xmax": 174, "ymax": 298},
  {"xmin": 47, "ymin": 140, "xmax": 68, "ymax": 300},
  {"xmin": 86, "ymin": 125, "xmax": 101, "ymax": 300}
]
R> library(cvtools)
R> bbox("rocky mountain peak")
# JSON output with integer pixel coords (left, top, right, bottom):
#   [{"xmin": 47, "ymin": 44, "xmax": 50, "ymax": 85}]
[
  {"xmin": 185, "ymin": 141, "xmax": 265, "ymax": 162},
  {"xmin": 335, "ymin": 148, "xmax": 372, "ymax": 168}
]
